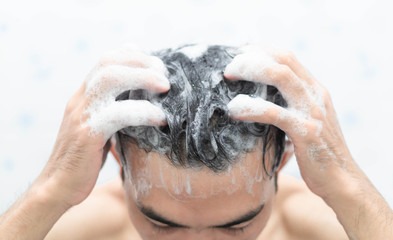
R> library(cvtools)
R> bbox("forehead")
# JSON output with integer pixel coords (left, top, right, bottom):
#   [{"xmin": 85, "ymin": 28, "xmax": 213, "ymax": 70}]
[{"xmin": 122, "ymin": 139, "xmax": 275, "ymax": 202}]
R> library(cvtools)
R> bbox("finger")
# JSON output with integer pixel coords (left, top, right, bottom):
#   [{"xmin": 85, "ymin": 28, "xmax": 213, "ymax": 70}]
[
  {"xmin": 87, "ymin": 100, "xmax": 167, "ymax": 140},
  {"xmin": 268, "ymin": 49, "xmax": 315, "ymax": 85},
  {"xmin": 224, "ymin": 53, "xmax": 310, "ymax": 108},
  {"xmin": 237, "ymin": 45, "xmax": 314, "ymax": 84},
  {"xmin": 227, "ymin": 94, "xmax": 308, "ymax": 136},
  {"xmin": 100, "ymin": 48, "xmax": 167, "ymax": 75},
  {"xmin": 86, "ymin": 65, "xmax": 170, "ymax": 97}
]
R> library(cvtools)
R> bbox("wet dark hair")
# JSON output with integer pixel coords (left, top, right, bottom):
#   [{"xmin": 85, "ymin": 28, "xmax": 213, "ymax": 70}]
[{"xmin": 115, "ymin": 44, "xmax": 287, "ymax": 177}]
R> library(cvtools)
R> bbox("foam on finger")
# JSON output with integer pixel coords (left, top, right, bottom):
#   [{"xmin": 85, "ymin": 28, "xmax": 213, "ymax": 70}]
[
  {"xmin": 82, "ymin": 47, "xmax": 170, "ymax": 140},
  {"xmin": 225, "ymin": 51, "xmax": 309, "ymax": 106},
  {"xmin": 85, "ymin": 65, "xmax": 170, "ymax": 98},
  {"xmin": 227, "ymin": 94, "xmax": 308, "ymax": 136},
  {"xmin": 224, "ymin": 52, "xmax": 276, "ymax": 83},
  {"xmin": 83, "ymin": 100, "xmax": 166, "ymax": 140},
  {"xmin": 100, "ymin": 51, "xmax": 168, "ymax": 74},
  {"xmin": 225, "ymin": 45, "xmax": 327, "ymax": 137},
  {"xmin": 227, "ymin": 94, "xmax": 274, "ymax": 119}
]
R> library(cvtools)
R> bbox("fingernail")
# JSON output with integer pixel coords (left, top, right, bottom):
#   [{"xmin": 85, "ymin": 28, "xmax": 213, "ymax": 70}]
[
  {"xmin": 224, "ymin": 63, "xmax": 240, "ymax": 80},
  {"xmin": 224, "ymin": 63, "xmax": 235, "ymax": 76},
  {"xmin": 158, "ymin": 79, "xmax": 170, "ymax": 90}
]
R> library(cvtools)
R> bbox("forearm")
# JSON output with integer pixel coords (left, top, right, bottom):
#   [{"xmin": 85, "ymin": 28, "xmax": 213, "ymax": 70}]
[
  {"xmin": 0, "ymin": 179, "xmax": 70, "ymax": 240},
  {"xmin": 321, "ymin": 160, "xmax": 393, "ymax": 240}
]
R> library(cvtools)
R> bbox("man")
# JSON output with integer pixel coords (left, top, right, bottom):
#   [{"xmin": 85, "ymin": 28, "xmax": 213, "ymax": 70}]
[{"xmin": 0, "ymin": 44, "xmax": 392, "ymax": 240}]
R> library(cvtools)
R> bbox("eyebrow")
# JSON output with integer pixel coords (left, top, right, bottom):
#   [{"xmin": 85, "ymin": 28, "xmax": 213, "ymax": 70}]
[
  {"xmin": 215, "ymin": 204, "xmax": 265, "ymax": 228},
  {"xmin": 138, "ymin": 203, "xmax": 265, "ymax": 229},
  {"xmin": 140, "ymin": 206, "xmax": 188, "ymax": 228}
]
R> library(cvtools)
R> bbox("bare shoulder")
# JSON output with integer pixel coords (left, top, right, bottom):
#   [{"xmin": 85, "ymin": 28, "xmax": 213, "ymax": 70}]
[
  {"xmin": 274, "ymin": 174, "xmax": 347, "ymax": 240},
  {"xmin": 45, "ymin": 177, "xmax": 136, "ymax": 240}
]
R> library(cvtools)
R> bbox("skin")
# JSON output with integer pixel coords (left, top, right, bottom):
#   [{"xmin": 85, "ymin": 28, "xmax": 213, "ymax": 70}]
[
  {"xmin": 0, "ymin": 45, "xmax": 392, "ymax": 240},
  {"xmin": 44, "ymin": 139, "xmax": 348, "ymax": 240},
  {"xmin": 122, "ymin": 140, "xmax": 278, "ymax": 240}
]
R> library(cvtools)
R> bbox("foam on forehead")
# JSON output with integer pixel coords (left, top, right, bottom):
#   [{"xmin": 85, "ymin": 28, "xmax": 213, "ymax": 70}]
[
  {"xmin": 117, "ymin": 44, "xmax": 287, "ymax": 173},
  {"xmin": 125, "ymin": 143, "xmax": 271, "ymax": 200}
]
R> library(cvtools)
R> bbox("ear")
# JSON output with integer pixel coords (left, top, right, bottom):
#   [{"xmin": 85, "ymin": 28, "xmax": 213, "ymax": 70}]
[{"xmin": 277, "ymin": 139, "xmax": 294, "ymax": 173}]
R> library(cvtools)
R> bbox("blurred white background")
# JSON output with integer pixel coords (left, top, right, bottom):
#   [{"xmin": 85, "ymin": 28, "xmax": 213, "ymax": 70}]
[{"xmin": 1, "ymin": 0, "xmax": 393, "ymax": 213}]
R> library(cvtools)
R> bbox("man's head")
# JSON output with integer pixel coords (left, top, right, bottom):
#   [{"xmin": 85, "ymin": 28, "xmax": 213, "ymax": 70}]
[{"xmin": 114, "ymin": 45, "xmax": 290, "ymax": 239}]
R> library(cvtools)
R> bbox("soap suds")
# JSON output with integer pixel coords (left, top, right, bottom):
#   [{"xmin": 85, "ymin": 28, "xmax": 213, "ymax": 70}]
[
  {"xmin": 315, "ymin": 119, "xmax": 323, "ymax": 137},
  {"xmin": 278, "ymin": 109, "xmax": 308, "ymax": 136},
  {"xmin": 128, "ymin": 151, "xmax": 269, "ymax": 201},
  {"xmin": 119, "ymin": 44, "xmax": 285, "ymax": 173},
  {"xmin": 307, "ymin": 140, "xmax": 346, "ymax": 170},
  {"xmin": 82, "ymin": 54, "xmax": 169, "ymax": 140},
  {"xmin": 225, "ymin": 45, "xmax": 351, "ymax": 176},
  {"xmin": 116, "ymin": 45, "xmax": 286, "ymax": 202},
  {"xmin": 185, "ymin": 175, "xmax": 192, "ymax": 195},
  {"xmin": 348, "ymin": 232, "xmax": 358, "ymax": 240},
  {"xmin": 179, "ymin": 44, "xmax": 208, "ymax": 60},
  {"xmin": 225, "ymin": 45, "xmax": 327, "ymax": 138},
  {"xmin": 227, "ymin": 94, "xmax": 272, "ymax": 119},
  {"xmin": 83, "ymin": 100, "xmax": 166, "ymax": 140},
  {"xmin": 224, "ymin": 51, "xmax": 277, "ymax": 86},
  {"xmin": 134, "ymin": 176, "xmax": 152, "ymax": 199},
  {"xmin": 128, "ymin": 163, "xmax": 153, "ymax": 200}
]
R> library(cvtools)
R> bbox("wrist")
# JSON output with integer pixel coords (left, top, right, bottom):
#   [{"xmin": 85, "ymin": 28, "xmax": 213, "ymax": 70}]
[
  {"xmin": 0, "ymin": 176, "xmax": 71, "ymax": 240},
  {"xmin": 317, "ymin": 159, "xmax": 393, "ymax": 239},
  {"xmin": 303, "ymin": 152, "xmax": 360, "ymax": 201},
  {"xmin": 36, "ymin": 163, "xmax": 88, "ymax": 208},
  {"xmin": 30, "ymin": 176, "xmax": 72, "ymax": 214}
]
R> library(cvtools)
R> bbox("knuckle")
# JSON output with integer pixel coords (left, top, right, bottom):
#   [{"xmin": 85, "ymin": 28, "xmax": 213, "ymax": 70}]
[
  {"xmin": 305, "ymin": 120, "xmax": 322, "ymax": 136},
  {"xmin": 280, "ymin": 64, "xmax": 293, "ymax": 76},
  {"xmin": 65, "ymin": 85, "xmax": 87, "ymax": 116},
  {"xmin": 97, "ymin": 58, "xmax": 111, "ymax": 67},
  {"xmin": 320, "ymin": 85, "xmax": 332, "ymax": 102},
  {"xmin": 69, "ymin": 110, "xmax": 83, "ymax": 126},
  {"xmin": 65, "ymin": 97, "xmax": 80, "ymax": 115},
  {"xmin": 95, "ymin": 66, "xmax": 117, "ymax": 85},
  {"xmin": 65, "ymin": 101, "xmax": 74, "ymax": 115},
  {"xmin": 98, "ymin": 68, "xmax": 111, "ymax": 83},
  {"xmin": 97, "ymin": 50, "xmax": 119, "ymax": 66},
  {"xmin": 149, "ymin": 56, "xmax": 166, "ymax": 72},
  {"xmin": 273, "ymin": 64, "xmax": 293, "ymax": 83},
  {"xmin": 310, "ymin": 105, "xmax": 325, "ymax": 119},
  {"xmin": 273, "ymin": 64, "xmax": 307, "ymax": 96},
  {"xmin": 138, "ymin": 69, "xmax": 161, "ymax": 86},
  {"xmin": 85, "ymin": 66, "xmax": 113, "ymax": 89},
  {"xmin": 275, "ymin": 50, "xmax": 296, "ymax": 65}
]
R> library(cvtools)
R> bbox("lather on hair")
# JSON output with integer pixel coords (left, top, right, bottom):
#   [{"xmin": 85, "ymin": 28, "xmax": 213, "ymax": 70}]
[{"xmin": 116, "ymin": 44, "xmax": 286, "ymax": 175}]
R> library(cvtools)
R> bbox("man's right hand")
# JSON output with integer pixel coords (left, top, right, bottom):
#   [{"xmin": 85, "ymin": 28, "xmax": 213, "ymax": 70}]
[
  {"xmin": 38, "ymin": 45, "xmax": 170, "ymax": 207},
  {"xmin": 0, "ymin": 45, "xmax": 170, "ymax": 240}
]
